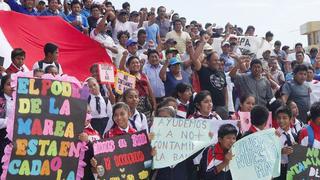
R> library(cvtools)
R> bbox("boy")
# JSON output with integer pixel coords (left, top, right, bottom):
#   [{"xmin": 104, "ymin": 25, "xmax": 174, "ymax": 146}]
[
  {"xmin": 242, "ymin": 105, "xmax": 269, "ymax": 137},
  {"xmin": 200, "ymin": 124, "xmax": 237, "ymax": 180},
  {"xmin": 275, "ymin": 105, "xmax": 295, "ymax": 180},
  {"xmin": 6, "ymin": 48, "xmax": 29, "ymax": 75},
  {"xmin": 66, "ymin": 0, "xmax": 89, "ymax": 34},
  {"xmin": 86, "ymin": 77, "xmax": 113, "ymax": 136},
  {"xmin": 287, "ymin": 100, "xmax": 304, "ymax": 136},
  {"xmin": 299, "ymin": 101, "xmax": 320, "ymax": 148}
]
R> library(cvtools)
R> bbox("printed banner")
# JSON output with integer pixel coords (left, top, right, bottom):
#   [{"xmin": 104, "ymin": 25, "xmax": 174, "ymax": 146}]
[
  {"xmin": 229, "ymin": 128, "xmax": 281, "ymax": 180},
  {"xmin": 98, "ymin": 63, "xmax": 115, "ymax": 84},
  {"xmin": 93, "ymin": 130, "xmax": 152, "ymax": 180},
  {"xmin": 287, "ymin": 145, "xmax": 320, "ymax": 180},
  {"xmin": 151, "ymin": 117, "xmax": 212, "ymax": 168},
  {"xmin": 114, "ymin": 70, "xmax": 136, "ymax": 95},
  {"xmin": 237, "ymin": 36, "xmax": 264, "ymax": 55},
  {"xmin": 238, "ymin": 112, "xmax": 272, "ymax": 133},
  {"xmin": 1, "ymin": 74, "xmax": 88, "ymax": 180}
]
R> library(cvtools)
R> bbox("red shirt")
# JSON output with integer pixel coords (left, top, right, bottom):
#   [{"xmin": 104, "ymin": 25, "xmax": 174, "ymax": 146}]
[
  {"xmin": 135, "ymin": 73, "xmax": 149, "ymax": 96},
  {"xmin": 104, "ymin": 126, "xmax": 136, "ymax": 139},
  {"xmin": 6, "ymin": 63, "xmax": 24, "ymax": 75}
]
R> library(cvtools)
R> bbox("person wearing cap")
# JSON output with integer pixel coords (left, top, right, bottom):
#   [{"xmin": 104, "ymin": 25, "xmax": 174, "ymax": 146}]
[
  {"xmin": 192, "ymin": 35, "xmax": 229, "ymax": 119},
  {"xmin": 66, "ymin": 0, "xmax": 89, "ymax": 34},
  {"xmin": 160, "ymin": 57, "xmax": 191, "ymax": 97},
  {"xmin": 119, "ymin": 38, "xmax": 147, "ymax": 70},
  {"xmin": 40, "ymin": 0, "xmax": 69, "ymax": 22},
  {"xmin": 165, "ymin": 19, "xmax": 191, "ymax": 54},
  {"xmin": 90, "ymin": 7, "xmax": 118, "ymax": 63},
  {"xmin": 220, "ymin": 41, "xmax": 236, "ymax": 72},
  {"xmin": 155, "ymin": 6, "xmax": 171, "ymax": 38},
  {"xmin": 110, "ymin": 9, "xmax": 144, "ymax": 44},
  {"xmin": 5, "ymin": 0, "xmax": 37, "ymax": 15},
  {"xmin": 129, "ymin": 10, "xmax": 140, "ymax": 23}
]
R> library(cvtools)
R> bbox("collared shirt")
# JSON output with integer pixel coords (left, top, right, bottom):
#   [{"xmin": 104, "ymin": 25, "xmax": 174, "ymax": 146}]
[
  {"xmin": 66, "ymin": 13, "xmax": 89, "ymax": 31},
  {"xmin": 88, "ymin": 94, "xmax": 112, "ymax": 119},
  {"xmin": 129, "ymin": 109, "xmax": 148, "ymax": 133},
  {"xmin": 7, "ymin": 0, "xmax": 38, "ymax": 15},
  {"xmin": 6, "ymin": 63, "xmax": 29, "ymax": 75},
  {"xmin": 142, "ymin": 63, "xmax": 165, "ymax": 98},
  {"xmin": 291, "ymin": 118, "xmax": 304, "ymax": 135},
  {"xmin": 278, "ymin": 127, "xmax": 296, "ymax": 164},
  {"xmin": 176, "ymin": 99, "xmax": 188, "ymax": 119},
  {"xmin": 40, "ymin": 9, "xmax": 69, "ymax": 22}
]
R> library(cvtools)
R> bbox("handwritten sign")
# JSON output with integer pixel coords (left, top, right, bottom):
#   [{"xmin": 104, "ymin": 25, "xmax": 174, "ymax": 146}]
[
  {"xmin": 114, "ymin": 70, "xmax": 136, "ymax": 95},
  {"xmin": 287, "ymin": 145, "xmax": 320, "ymax": 180},
  {"xmin": 238, "ymin": 112, "xmax": 272, "ymax": 133},
  {"xmin": 98, "ymin": 63, "xmax": 115, "ymax": 84},
  {"xmin": 230, "ymin": 128, "xmax": 281, "ymax": 180},
  {"xmin": 2, "ymin": 75, "xmax": 87, "ymax": 180},
  {"xmin": 210, "ymin": 120, "xmax": 239, "ymax": 143},
  {"xmin": 93, "ymin": 130, "xmax": 152, "ymax": 179},
  {"xmin": 151, "ymin": 117, "xmax": 212, "ymax": 168}
]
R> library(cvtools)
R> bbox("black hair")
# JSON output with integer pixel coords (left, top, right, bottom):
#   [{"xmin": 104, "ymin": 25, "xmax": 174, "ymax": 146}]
[
  {"xmin": 205, "ymin": 23, "xmax": 212, "ymax": 29},
  {"xmin": 267, "ymin": 99, "xmax": 284, "ymax": 119},
  {"xmin": 308, "ymin": 65, "xmax": 315, "ymax": 73},
  {"xmin": 137, "ymin": 29, "xmax": 146, "ymax": 37},
  {"xmin": 112, "ymin": 102, "xmax": 130, "ymax": 119},
  {"xmin": 188, "ymin": 90, "xmax": 211, "ymax": 116},
  {"xmin": 90, "ymin": 4, "xmax": 100, "ymax": 12},
  {"xmin": 105, "ymin": 1, "xmax": 112, "ymax": 6},
  {"xmin": 126, "ymin": 56, "xmax": 139, "ymax": 67},
  {"xmin": 291, "ymin": 60, "xmax": 298, "ymax": 69},
  {"xmin": 218, "ymin": 124, "xmax": 238, "ymax": 138},
  {"xmin": 147, "ymin": 49, "xmax": 159, "ymax": 58},
  {"xmin": 173, "ymin": 83, "xmax": 192, "ymax": 98},
  {"xmin": 48, "ymin": 0, "xmax": 60, "ymax": 4},
  {"xmin": 44, "ymin": 43, "xmax": 58, "ymax": 56},
  {"xmin": 117, "ymin": 31, "xmax": 130, "ymax": 41},
  {"xmin": 157, "ymin": 6, "xmax": 165, "ymax": 13},
  {"xmin": 0, "ymin": 75, "xmax": 10, "ymax": 94},
  {"xmin": 310, "ymin": 101, "xmax": 320, "ymax": 121},
  {"xmin": 89, "ymin": 63, "xmax": 98, "ymax": 73},
  {"xmin": 38, "ymin": 1, "xmax": 46, "ymax": 5},
  {"xmin": 282, "ymin": 45, "xmax": 290, "ymax": 52},
  {"xmin": 11, "ymin": 48, "xmax": 25, "ymax": 60},
  {"xmin": 157, "ymin": 97, "xmax": 177, "ymax": 109},
  {"xmin": 155, "ymin": 107, "xmax": 176, "ymax": 117},
  {"xmin": 199, "ymin": 30, "xmax": 208, "ymax": 37},
  {"xmin": 44, "ymin": 65, "xmax": 57, "ymax": 73},
  {"xmin": 295, "ymin": 43, "xmax": 303, "ymax": 48},
  {"xmin": 33, "ymin": 68, "xmax": 44, "ymax": 76},
  {"xmin": 295, "ymin": 51, "xmax": 304, "ymax": 57},
  {"xmin": 250, "ymin": 105, "xmax": 269, "ymax": 126},
  {"xmin": 122, "ymin": 88, "xmax": 138, "ymax": 102},
  {"xmin": 173, "ymin": 19, "xmax": 182, "ymax": 26},
  {"xmin": 250, "ymin": 59, "xmax": 262, "ymax": 68},
  {"xmin": 293, "ymin": 64, "xmax": 308, "ymax": 75},
  {"xmin": 70, "ymin": 0, "xmax": 81, "ymax": 8},
  {"xmin": 310, "ymin": 47, "xmax": 318, "ymax": 54},
  {"xmin": 245, "ymin": 25, "xmax": 255, "ymax": 32},
  {"xmin": 240, "ymin": 94, "xmax": 255, "ymax": 105},
  {"xmin": 122, "ymin": 2, "xmax": 130, "ymax": 9},
  {"xmin": 265, "ymin": 31, "xmax": 273, "ymax": 38},
  {"xmin": 275, "ymin": 105, "xmax": 292, "ymax": 119},
  {"xmin": 274, "ymin": 40, "xmax": 281, "ymax": 46}
]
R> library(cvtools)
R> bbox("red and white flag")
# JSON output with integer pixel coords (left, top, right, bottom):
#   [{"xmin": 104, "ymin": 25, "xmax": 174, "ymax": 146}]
[{"xmin": 0, "ymin": 11, "xmax": 112, "ymax": 80}]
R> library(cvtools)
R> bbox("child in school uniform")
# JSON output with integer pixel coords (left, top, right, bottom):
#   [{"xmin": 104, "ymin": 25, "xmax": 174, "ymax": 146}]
[
  {"xmin": 287, "ymin": 100, "xmax": 304, "ymax": 136},
  {"xmin": 242, "ymin": 105, "xmax": 269, "ymax": 138},
  {"xmin": 274, "ymin": 105, "xmax": 295, "ymax": 180},
  {"xmin": 200, "ymin": 124, "xmax": 237, "ymax": 180},
  {"xmin": 86, "ymin": 77, "xmax": 113, "ymax": 136},
  {"xmin": 174, "ymin": 83, "xmax": 193, "ymax": 119},
  {"xmin": 122, "ymin": 88, "xmax": 149, "ymax": 133},
  {"xmin": 299, "ymin": 101, "xmax": 320, "ymax": 149}
]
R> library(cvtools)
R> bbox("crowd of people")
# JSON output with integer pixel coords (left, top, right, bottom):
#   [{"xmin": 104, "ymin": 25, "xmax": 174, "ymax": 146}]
[{"xmin": 1, "ymin": 0, "xmax": 320, "ymax": 179}]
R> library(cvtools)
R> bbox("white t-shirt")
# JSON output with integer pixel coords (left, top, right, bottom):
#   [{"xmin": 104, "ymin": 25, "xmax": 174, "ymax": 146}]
[
  {"xmin": 112, "ymin": 19, "xmax": 138, "ymax": 44},
  {"xmin": 287, "ymin": 52, "xmax": 311, "ymax": 64},
  {"xmin": 32, "ymin": 61, "xmax": 63, "ymax": 74},
  {"xmin": 90, "ymin": 29, "xmax": 117, "ymax": 58}
]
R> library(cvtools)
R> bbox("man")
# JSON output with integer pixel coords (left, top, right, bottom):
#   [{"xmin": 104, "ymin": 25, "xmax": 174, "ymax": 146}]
[
  {"xmin": 32, "ymin": 43, "xmax": 63, "ymax": 75},
  {"xmin": 265, "ymin": 31, "xmax": 273, "ymax": 43},
  {"xmin": 155, "ymin": 6, "xmax": 171, "ymax": 39},
  {"xmin": 220, "ymin": 41, "xmax": 235, "ymax": 72},
  {"xmin": 230, "ymin": 59, "xmax": 273, "ymax": 107},
  {"xmin": 6, "ymin": 0, "xmax": 37, "ymax": 15},
  {"xmin": 143, "ymin": 50, "xmax": 165, "ymax": 103},
  {"xmin": 144, "ymin": 11, "xmax": 161, "ymax": 48},
  {"xmin": 66, "ymin": 0, "xmax": 89, "ymax": 34},
  {"xmin": 295, "ymin": 51, "xmax": 311, "ymax": 66},
  {"xmin": 80, "ymin": 0, "xmax": 92, "ymax": 18},
  {"xmin": 272, "ymin": 40, "xmax": 287, "ymax": 70},
  {"xmin": 40, "ymin": 0, "xmax": 69, "ymax": 21},
  {"xmin": 6, "ymin": 48, "xmax": 29, "ymax": 75},
  {"xmin": 282, "ymin": 64, "xmax": 311, "ymax": 123},
  {"xmin": 137, "ymin": 29, "xmax": 148, "ymax": 51},
  {"xmin": 244, "ymin": 25, "xmax": 255, "ymax": 36},
  {"xmin": 309, "ymin": 47, "xmax": 318, "ymax": 66},
  {"xmin": 35, "ymin": 0, "xmax": 45, "ymax": 13},
  {"xmin": 192, "ymin": 36, "xmax": 229, "ymax": 119},
  {"xmin": 287, "ymin": 43, "xmax": 311, "ymax": 63},
  {"xmin": 165, "ymin": 19, "xmax": 191, "ymax": 54}
]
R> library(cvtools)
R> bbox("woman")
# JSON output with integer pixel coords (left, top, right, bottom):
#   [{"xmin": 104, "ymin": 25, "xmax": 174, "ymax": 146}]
[
  {"xmin": 160, "ymin": 57, "xmax": 191, "ymax": 97},
  {"xmin": 115, "ymin": 31, "xmax": 130, "ymax": 68},
  {"xmin": 120, "ymin": 56, "xmax": 156, "ymax": 125}
]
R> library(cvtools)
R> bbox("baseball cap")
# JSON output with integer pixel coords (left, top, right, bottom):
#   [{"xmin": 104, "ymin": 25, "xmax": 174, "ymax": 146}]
[
  {"xmin": 126, "ymin": 39, "xmax": 137, "ymax": 47},
  {"xmin": 166, "ymin": 47, "xmax": 179, "ymax": 54},
  {"xmin": 222, "ymin": 41, "xmax": 230, "ymax": 47},
  {"xmin": 169, "ymin": 57, "xmax": 182, "ymax": 66}
]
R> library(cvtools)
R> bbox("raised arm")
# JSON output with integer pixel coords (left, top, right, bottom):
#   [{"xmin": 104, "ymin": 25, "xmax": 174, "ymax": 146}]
[{"xmin": 159, "ymin": 59, "xmax": 169, "ymax": 82}]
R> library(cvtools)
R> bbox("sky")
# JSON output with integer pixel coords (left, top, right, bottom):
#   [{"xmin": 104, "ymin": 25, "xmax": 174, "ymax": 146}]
[{"xmin": 111, "ymin": 0, "xmax": 320, "ymax": 49}]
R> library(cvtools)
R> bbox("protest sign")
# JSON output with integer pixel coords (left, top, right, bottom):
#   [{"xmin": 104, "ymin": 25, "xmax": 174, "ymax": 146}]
[
  {"xmin": 210, "ymin": 120, "xmax": 239, "ymax": 143},
  {"xmin": 98, "ymin": 63, "xmax": 115, "ymax": 84},
  {"xmin": 308, "ymin": 81, "xmax": 320, "ymax": 105},
  {"xmin": 287, "ymin": 145, "xmax": 320, "ymax": 180},
  {"xmin": 114, "ymin": 70, "xmax": 136, "ymax": 95},
  {"xmin": 151, "ymin": 117, "xmax": 212, "ymax": 168},
  {"xmin": 237, "ymin": 36, "xmax": 263, "ymax": 54},
  {"xmin": 238, "ymin": 112, "xmax": 272, "ymax": 133},
  {"xmin": 1, "ymin": 73, "xmax": 88, "ymax": 180},
  {"xmin": 230, "ymin": 128, "xmax": 281, "ymax": 180},
  {"xmin": 93, "ymin": 130, "xmax": 152, "ymax": 180}
]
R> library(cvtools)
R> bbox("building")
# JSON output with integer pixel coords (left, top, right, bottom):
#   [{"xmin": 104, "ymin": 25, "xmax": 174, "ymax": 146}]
[{"xmin": 300, "ymin": 21, "xmax": 320, "ymax": 50}]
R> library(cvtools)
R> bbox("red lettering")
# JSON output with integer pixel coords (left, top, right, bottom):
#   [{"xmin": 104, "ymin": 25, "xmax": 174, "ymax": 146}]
[
  {"xmin": 41, "ymin": 80, "xmax": 52, "ymax": 96},
  {"xmin": 31, "ymin": 119, "xmax": 43, "ymax": 135},
  {"xmin": 104, "ymin": 157, "xmax": 111, "ymax": 171},
  {"xmin": 113, "ymin": 151, "xmax": 145, "ymax": 167}
]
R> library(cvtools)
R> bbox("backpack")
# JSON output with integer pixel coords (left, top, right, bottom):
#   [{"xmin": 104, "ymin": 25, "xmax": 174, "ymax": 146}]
[
  {"xmin": 38, "ymin": 60, "xmax": 60, "ymax": 73},
  {"xmin": 307, "ymin": 125, "xmax": 314, "ymax": 148},
  {"xmin": 87, "ymin": 96, "xmax": 109, "ymax": 114}
]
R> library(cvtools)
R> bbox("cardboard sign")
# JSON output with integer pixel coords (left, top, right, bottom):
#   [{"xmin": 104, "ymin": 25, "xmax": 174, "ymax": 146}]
[
  {"xmin": 98, "ymin": 63, "xmax": 115, "ymax": 84},
  {"xmin": 238, "ymin": 111, "xmax": 272, "ymax": 133},
  {"xmin": 2, "ymin": 75, "xmax": 87, "ymax": 180},
  {"xmin": 114, "ymin": 70, "xmax": 136, "ymax": 95},
  {"xmin": 287, "ymin": 145, "xmax": 320, "ymax": 180},
  {"xmin": 230, "ymin": 128, "xmax": 281, "ymax": 180},
  {"xmin": 93, "ymin": 130, "xmax": 152, "ymax": 179},
  {"xmin": 151, "ymin": 117, "xmax": 212, "ymax": 168}
]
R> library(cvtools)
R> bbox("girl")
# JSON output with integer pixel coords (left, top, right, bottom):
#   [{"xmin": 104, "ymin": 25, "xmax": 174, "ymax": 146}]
[
  {"xmin": 174, "ymin": 83, "xmax": 193, "ymax": 118},
  {"xmin": 121, "ymin": 56, "xmax": 156, "ymax": 125},
  {"xmin": 188, "ymin": 90, "xmax": 222, "ymax": 120},
  {"xmin": 122, "ymin": 88, "xmax": 149, "ymax": 133},
  {"xmin": 287, "ymin": 100, "xmax": 304, "ymax": 136},
  {"xmin": 231, "ymin": 94, "xmax": 255, "ymax": 120},
  {"xmin": 104, "ymin": 102, "xmax": 137, "ymax": 138},
  {"xmin": 0, "ymin": 75, "xmax": 14, "ymax": 176}
]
